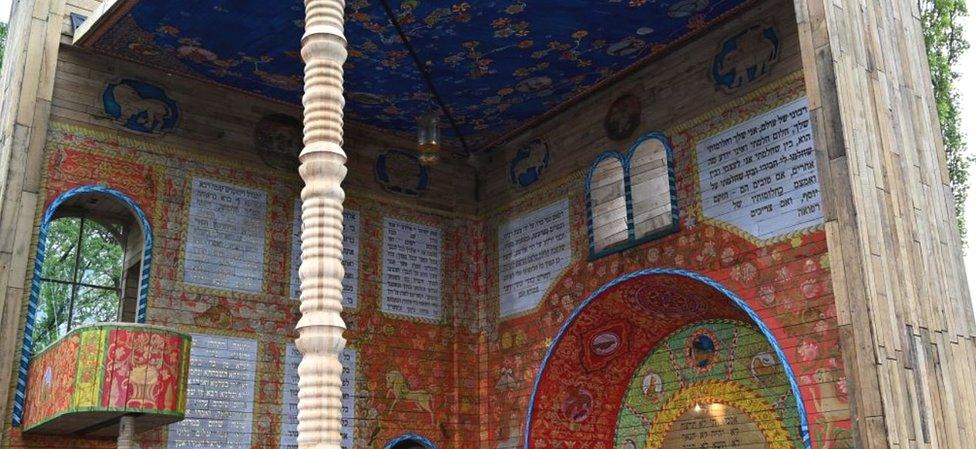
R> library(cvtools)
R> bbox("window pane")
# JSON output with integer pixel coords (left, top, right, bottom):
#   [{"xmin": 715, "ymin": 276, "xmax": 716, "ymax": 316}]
[
  {"xmin": 32, "ymin": 281, "xmax": 72, "ymax": 351},
  {"xmin": 71, "ymin": 286, "xmax": 120, "ymax": 328},
  {"xmin": 77, "ymin": 219, "xmax": 124, "ymax": 288},
  {"xmin": 40, "ymin": 218, "xmax": 82, "ymax": 282}
]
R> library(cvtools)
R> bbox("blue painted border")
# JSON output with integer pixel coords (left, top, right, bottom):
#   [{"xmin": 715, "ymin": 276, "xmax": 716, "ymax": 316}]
[
  {"xmin": 521, "ymin": 268, "xmax": 811, "ymax": 449},
  {"xmin": 12, "ymin": 185, "xmax": 153, "ymax": 427},
  {"xmin": 585, "ymin": 132, "xmax": 680, "ymax": 260},
  {"xmin": 383, "ymin": 433, "xmax": 438, "ymax": 449}
]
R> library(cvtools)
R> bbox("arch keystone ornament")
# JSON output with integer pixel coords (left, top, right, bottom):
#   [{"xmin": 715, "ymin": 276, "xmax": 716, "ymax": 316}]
[{"xmin": 296, "ymin": 0, "xmax": 350, "ymax": 448}]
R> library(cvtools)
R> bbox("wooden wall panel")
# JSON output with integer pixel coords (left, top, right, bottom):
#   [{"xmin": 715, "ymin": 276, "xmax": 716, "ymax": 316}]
[
  {"xmin": 794, "ymin": 0, "xmax": 976, "ymax": 447},
  {"xmin": 45, "ymin": 47, "xmax": 477, "ymax": 216},
  {"xmin": 0, "ymin": 0, "xmax": 68, "ymax": 436}
]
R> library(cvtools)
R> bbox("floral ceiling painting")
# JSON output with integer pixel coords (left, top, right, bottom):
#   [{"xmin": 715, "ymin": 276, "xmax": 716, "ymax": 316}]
[{"xmin": 84, "ymin": 0, "xmax": 748, "ymax": 146}]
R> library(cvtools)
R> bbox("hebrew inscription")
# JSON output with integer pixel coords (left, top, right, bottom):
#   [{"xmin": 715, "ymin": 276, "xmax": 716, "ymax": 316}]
[{"xmin": 697, "ymin": 97, "xmax": 822, "ymax": 240}]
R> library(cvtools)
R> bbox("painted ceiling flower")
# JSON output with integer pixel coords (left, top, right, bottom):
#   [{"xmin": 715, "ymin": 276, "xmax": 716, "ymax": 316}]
[
  {"xmin": 444, "ymin": 53, "xmax": 465, "ymax": 67},
  {"xmin": 350, "ymin": 11, "xmax": 371, "ymax": 22},
  {"xmin": 157, "ymin": 25, "xmax": 180, "ymax": 35},
  {"xmin": 493, "ymin": 17, "xmax": 511, "ymax": 29},
  {"xmin": 572, "ymin": 30, "xmax": 589, "ymax": 40},
  {"xmin": 452, "ymin": 2, "xmax": 472, "ymax": 22},
  {"xmin": 505, "ymin": 1, "xmax": 526, "ymax": 14},
  {"xmin": 177, "ymin": 45, "xmax": 218, "ymax": 63}
]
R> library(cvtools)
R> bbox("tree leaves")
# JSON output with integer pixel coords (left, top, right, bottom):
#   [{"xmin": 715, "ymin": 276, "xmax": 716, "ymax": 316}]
[
  {"xmin": 0, "ymin": 22, "xmax": 7, "ymax": 70},
  {"xmin": 919, "ymin": 0, "xmax": 971, "ymax": 240},
  {"xmin": 33, "ymin": 217, "xmax": 124, "ymax": 350}
]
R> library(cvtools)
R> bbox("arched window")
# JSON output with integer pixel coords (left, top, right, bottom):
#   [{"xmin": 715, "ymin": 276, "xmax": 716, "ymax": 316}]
[
  {"xmin": 585, "ymin": 133, "xmax": 678, "ymax": 258},
  {"xmin": 586, "ymin": 153, "xmax": 628, "ymax": 255},
  {"xmin": 28, "ymin": 188, "xmax": 151, "ymax": 350}
]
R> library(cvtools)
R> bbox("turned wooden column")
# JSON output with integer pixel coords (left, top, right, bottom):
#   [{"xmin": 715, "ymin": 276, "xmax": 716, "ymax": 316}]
[
  {"xmin": 116, "ymin": 416, "xmax": 135, "ymax": 449},
  {"xmin": 296, "ymin": 0, "xmax": 348, "ymax": 448}
]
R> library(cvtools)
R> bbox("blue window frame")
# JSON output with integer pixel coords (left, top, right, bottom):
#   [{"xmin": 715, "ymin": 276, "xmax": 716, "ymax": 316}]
[{"xmin": 585, "ymin": 132, "xmax": 679, "ymax": 259}]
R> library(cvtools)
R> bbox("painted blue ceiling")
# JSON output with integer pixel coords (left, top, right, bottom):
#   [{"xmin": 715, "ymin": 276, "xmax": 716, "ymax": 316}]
[{"xmin": 87, "ymin": 0, "xmax": 748, "ymax": 147}]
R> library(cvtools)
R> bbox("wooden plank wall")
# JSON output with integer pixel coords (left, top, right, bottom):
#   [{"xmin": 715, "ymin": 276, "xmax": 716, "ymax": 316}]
[
  {"xmin": 794, "ymin": 0, "xmax": 976, "ymax": 447},
  {"xmin": 0, "ymin": 0, "xmax": 69, "ymax": 430},
  {"xmin": 0, "ymin": 0, "xmax": 111, "ymax": 430},
  {"xmin": 47, "ymin": 47, "xmax": 477, "ymax": 214}
]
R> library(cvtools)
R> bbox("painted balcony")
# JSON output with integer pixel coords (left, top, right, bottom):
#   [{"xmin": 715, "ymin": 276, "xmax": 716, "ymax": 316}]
[{"xmin": 21, "ymin": 324, "xmax": 191, "ymax": 437}]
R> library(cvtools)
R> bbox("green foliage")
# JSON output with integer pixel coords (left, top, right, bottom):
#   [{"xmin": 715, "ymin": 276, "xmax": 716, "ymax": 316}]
[
  {"xmin": 0, "ymin": 21, "xmax": 7, "ymax": 70},
  {"xmin": 918, "ymin": 0, "xmax": 971, "ymax": 240},
  {"xmin": 33, "ymin": 217, "xmax": 124, "ymax": 350}
]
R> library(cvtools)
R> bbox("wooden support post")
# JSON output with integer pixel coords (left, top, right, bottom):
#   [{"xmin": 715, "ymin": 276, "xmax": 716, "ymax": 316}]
[
  {"xmin": 117, "ymin": 415, "xmax": 135, "ymax": 449},
  {"xmin": 296, "ymin": 0, "xmax": 348, "ymax": 448},
  {"xmin": 793, "ymin": 0, "xmax": 976, "ymax": 447}
]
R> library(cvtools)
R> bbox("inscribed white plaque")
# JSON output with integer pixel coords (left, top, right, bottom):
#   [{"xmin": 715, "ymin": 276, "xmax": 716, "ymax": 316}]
[
  {"xmin": 184, "ymin": 178, "xmax": 267, "ymax": 293},
  {"xmin": 280, "ymin": 345, "xmax": 357, "ymax": 449},
  {"xmin": 168, "ymin": 334, "xmax": 257, "ymax": 449},
  {"xmin": 381, "ymin": 218, "xmax": 442, "ymax": 320},
  {"xmin": 697, "ymin": 97, "xmax": 822, "ymax": 240},
  {"xmin": 290, "ymin": 201, "xmax": 359, "ymax": 308},
  {"xmin": 498, "ymin": 199, "xmax": 571, "ymax": 318}
]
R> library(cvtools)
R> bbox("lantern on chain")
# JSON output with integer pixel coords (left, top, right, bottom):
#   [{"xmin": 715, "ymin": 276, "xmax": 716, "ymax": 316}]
[{"xmin": 417, "ymin": 109, "xmax": 441, "ymax": 166}]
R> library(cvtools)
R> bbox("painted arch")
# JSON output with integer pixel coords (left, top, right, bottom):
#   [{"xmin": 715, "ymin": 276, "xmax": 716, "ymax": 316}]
[
  {"xmin": 524, "ymin": 268, "xmax": 810, "ymax": 449},
  {"xmin": 12, "ymin": 185, "xmax": 154, "ymax": 426}
]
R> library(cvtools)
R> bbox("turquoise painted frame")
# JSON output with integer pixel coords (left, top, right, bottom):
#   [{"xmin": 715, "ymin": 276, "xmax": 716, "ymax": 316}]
[
  {"xmin": 12, "ymin": 185, "xmax": 154, "ymax": 427},
  {"xmin": 383, "ymin": 433, "xmax": 438, "ymax": 449},
  {"xmin": 521, "ymin": 268, "xmax": 811, "ymax": 449},
  {"xmin": 585, "ymin": 132, "xmax": 680, "ymax": 260}
]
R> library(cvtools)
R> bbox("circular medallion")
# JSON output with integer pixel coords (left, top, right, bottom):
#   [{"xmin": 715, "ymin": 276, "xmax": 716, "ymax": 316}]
[
  {"xmin": 686, "ymin": 328, "xmax": 721, "ymax": 373},
  {"xmin": 604, "ymin": 94, "xmax": 641, "ymax": 141},
  {"xmin": 590, "ymin": 331, "xmax": 621, "ymax": 357},
  {"xmin": 560, "ymin": 386, "xmax": 594, "ymax": 423},
  {"xmin": 254, "ymin": 114, "xmax": 303, "ymax": 171}
]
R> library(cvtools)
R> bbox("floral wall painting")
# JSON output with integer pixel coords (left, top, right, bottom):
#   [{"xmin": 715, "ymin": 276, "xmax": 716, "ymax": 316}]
[
  {"xmin": 711, "ymin": 23, "xmax": 781, "ymax": 91},
  {"xmin": 102, "ymin": 79, "xmax": 180, "ymax": 135},
  {"xmin": 604, "ymin": 94, "xmax": 642, "ymax": 141},
  {"xmin": 375, "ymin": 150, "xmax": 430, "ymax": 197},
  {"xmin": 509, "ymin": 139, "xmax": 551, "ymax": 189},
  {"xmin": 254, "ymin": 113, "xmax": 303, "ymax": 171}
]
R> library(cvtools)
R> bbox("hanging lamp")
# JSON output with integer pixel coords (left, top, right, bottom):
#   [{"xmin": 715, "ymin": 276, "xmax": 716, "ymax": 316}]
[{"xmin": 417, "ymin": 109, "xmax": 441, "ymax": 166}]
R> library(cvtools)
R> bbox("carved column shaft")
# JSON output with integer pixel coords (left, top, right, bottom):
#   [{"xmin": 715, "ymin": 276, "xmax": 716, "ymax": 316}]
[
  {"xmin": 297, "ymin": 0, "xmax": 348, "ymax": 448},
  {"xmin": 116, "ymin": 415, "xmax": 135, "ymax": 449}
]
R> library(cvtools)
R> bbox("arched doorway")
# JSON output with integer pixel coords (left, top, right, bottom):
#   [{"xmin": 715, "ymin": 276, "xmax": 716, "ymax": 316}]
[
  {"xmin": 384, "ymin": 433, "xmax": 439, "ymax": 449},
  {"xmin": 524, "ymin": 269, "xmax": 810, "ymax": 449}
]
